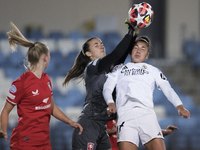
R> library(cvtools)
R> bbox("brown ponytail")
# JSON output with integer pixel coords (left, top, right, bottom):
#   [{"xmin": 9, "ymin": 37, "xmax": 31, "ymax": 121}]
[{"xmin": 62, "ymin": 37, "xmax": 96, "ymax": 86}]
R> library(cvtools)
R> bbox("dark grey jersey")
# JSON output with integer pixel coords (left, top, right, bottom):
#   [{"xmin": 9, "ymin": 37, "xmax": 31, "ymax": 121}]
[
  {"xmin": 80, "ymin": 59, "xmax": 116, "ymax": 123},
  {"xmin": 78, "ymin": 34, "xmax": 136, "ymax": 124},
  {"xmin": 72, "ymin": 33, "xmax": 137, "ymax": 150}
]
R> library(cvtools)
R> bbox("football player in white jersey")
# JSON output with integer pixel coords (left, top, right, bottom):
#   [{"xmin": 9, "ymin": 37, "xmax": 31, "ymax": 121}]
[{"xmin": 103, "ymin": 36, "xmax": 190, "ymax": 150}]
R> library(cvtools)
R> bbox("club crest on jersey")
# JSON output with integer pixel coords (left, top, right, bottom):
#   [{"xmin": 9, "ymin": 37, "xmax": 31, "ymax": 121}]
[
  {"xmin": 87, "ymin": 142, "xmax": 94, "ymax": 150},
  {"xmin": 142, "ymin": 65, "xmax": 147, "ymax": 69},
  {"xmin": 32, "ymin": 89, "xmax": 39, "ymax": 96},
  {"xmin": 47, "ymin": 82, "xmax": 52, "ymax": 91},
  {"xmin": 10, "ymin": 85, "xmax": 17, "ymax": 93}
]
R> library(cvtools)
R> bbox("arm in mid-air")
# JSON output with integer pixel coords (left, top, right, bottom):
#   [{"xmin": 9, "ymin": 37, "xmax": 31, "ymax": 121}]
[
  {"xmin": 159, "ymin": 82, "xmax": 190, "ymax": 118},
  {"xmin": 98, "ymin": 22, "xmax": 139, "ymax": 73}
]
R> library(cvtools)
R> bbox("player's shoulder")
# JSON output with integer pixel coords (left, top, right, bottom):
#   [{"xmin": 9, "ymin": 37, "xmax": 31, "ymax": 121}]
[
  {"xmin": 42, "ymin": 72, "xmax": 50, "ymax": 79},
  {"xmin": 145, "ymin": 63, "xmax": 166, "ymax": 79},
  {"xmin": 85, "ymin": 59, "xmax": 100, "ymax": 74},
  {"xmin": 14, "ymin": 71, "xmax": 29, "ymax": 83},
  {"xmin": 88, "ymin": 58, "xmax": 100, "ymax": 66},
  {"xmin": 43, "ymin": 73, "xmax": 52, "ymax": 86},
  {"xmin": 146, "ymin": 63, "xmax": 160, "ymax": 72},
  {"xmin": 11, "ymin": 71, "xmax": 30, "ymax": 88},
  {"xmin": 15, "ymin": 71, "xmax": 50, "ymax": 83}
]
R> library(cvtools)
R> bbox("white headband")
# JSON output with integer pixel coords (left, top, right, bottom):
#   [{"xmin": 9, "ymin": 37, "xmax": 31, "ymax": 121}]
[{"xmin": 138, "ymin": 38, "xmax": 149, "ymax": 45}]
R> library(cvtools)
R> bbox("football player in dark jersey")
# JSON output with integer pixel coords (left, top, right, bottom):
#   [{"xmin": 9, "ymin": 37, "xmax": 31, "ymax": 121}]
[{"xmin": 62, "ymin": 20, "xmax": 138, "ymax": 150}]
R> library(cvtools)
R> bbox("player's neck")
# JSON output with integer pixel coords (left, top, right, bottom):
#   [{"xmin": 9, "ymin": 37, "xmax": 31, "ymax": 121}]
[
  {"xmin": 32, "ymin": 70, "xmax": 43, "ymax": 79},
  {"xmin": 31, "ymin": 64, "xmax": 44, "ymax": 79}
]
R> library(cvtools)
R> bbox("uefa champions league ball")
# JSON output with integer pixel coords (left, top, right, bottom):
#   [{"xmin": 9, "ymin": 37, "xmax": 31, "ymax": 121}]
[{"xmin": 128, "ymin": 2, "xmax": 154, "ymax": 29}]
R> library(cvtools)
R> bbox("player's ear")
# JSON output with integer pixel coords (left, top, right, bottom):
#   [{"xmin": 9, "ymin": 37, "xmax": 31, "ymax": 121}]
[
  {"xmin": 42, "ymin": 53, "xmax": 47, "ymax": 62},
  {"xmin": 85, "ymin": 51, "xmax": 92, "ymax": 57}
]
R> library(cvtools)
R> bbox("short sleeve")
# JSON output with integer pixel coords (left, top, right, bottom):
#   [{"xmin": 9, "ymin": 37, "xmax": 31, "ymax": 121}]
[{"xmin": 6, "ymin": 80, "xmax": 24, "ymax": 106}]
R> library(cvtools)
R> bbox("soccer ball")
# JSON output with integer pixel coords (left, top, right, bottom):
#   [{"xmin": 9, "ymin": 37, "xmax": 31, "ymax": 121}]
[{"xmin": 128, "ymin": 2, "xmax": 154, "ymax": 29}]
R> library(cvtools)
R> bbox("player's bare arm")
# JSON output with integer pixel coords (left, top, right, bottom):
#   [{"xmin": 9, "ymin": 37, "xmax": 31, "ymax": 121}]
[
  {"xmin": 0, "ymin": 102, "xmax": 14, "ymax": 141},
  {"xmin": 51, "ymin": 96, "xmax": 83, "ymax": 134}
]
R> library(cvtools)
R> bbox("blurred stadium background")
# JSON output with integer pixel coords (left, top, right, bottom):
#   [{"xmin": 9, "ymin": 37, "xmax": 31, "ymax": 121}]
[{"xmin": 0, "ymin": 0, "xmax": 200, "ymax": 149}]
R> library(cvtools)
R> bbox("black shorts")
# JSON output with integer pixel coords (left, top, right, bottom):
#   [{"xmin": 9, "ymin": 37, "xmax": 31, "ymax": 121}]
[{"xmin": 72, "ymin": 118, "xmax": 111, "ymax": 150}]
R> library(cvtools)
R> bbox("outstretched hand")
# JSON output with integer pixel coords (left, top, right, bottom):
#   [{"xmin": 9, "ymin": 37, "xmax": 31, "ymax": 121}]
[
  {"xmin": 162, "ymin": 125, "xmax": 178, "ymax": 137},
  {"xmin": 69, "ymin": 122, "xmax": 83, "ymax": 135},
  {"xmin": 0, "ymin": 130, "xmax": 8, "ymax": 141},
  {"xmin": 125, "ymin": 18, "xmax": 140, "ymax": 36},
  {"xmin": 177, "ymin": 105, "xmax": 190, "ymax": 118}
]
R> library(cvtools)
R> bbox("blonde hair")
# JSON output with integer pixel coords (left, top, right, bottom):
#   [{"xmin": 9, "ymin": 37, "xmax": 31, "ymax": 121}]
[{"xmin": 7, "ymin": 22, "xmax": 49, "ymax": 70}]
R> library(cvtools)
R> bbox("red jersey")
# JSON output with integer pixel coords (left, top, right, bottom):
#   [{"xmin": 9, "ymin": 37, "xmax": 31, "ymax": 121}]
[
  {"xmin": 6, "ymin": 71, "xmax": 53, "ymax": 147},
  {"xmin": 107, "ymin": 120, "xmax": 118, "ymax": 150}
]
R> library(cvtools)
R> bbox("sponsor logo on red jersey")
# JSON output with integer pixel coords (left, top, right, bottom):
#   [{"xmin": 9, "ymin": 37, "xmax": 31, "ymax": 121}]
[
  {"xmin": 43, "ymin": 97, "xmax": 49, "ymax": 103},
  {"xmin": 32, "ymin": 89, "xmax": 39, "ymax": 96},
  {"xmin": 35, "ymin": 104, "xmax": 51, "ymax": 110}
]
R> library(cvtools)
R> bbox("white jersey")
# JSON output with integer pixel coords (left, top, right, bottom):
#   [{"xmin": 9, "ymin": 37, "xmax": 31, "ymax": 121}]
[{"xmin": 103, "ymin": 62, "xmax": 183, "ymax": 113}]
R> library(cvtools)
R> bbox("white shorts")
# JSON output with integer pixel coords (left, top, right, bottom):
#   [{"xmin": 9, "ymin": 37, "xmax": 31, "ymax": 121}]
[{"xmin": 117, "ymin": 107, "xmax": 164, "ymax": 147}]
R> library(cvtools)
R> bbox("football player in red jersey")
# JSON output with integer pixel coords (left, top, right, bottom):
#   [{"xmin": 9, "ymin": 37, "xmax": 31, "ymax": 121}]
[{"xmin": 0, "ymin": 22, "xmax": 83, "ymax": 150}]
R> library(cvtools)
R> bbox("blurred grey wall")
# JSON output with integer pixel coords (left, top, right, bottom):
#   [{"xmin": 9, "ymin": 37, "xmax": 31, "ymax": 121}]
[
  {"xmin": 0, "ymin": 0, "xmax": 199, "ymax": 59},
  {"xmin": 0, "ymin": 0, "xmax": 131, "ymax": 35},
  {"xmin": 165, "ymin": 0, "xmax": 199, "ymax": 59}
]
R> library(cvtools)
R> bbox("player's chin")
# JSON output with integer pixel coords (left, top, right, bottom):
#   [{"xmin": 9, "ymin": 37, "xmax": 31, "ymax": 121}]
[
  {"xmin": 133, "ymin": 59, "xmax": 142, "ymax": 63},
  {"xmin": 100, "ymin": 53, "xmax": 106, "ymax": 58},
  {"xmin": 44, "ymin": 66, "xmax": 48, "ymax": 70}
]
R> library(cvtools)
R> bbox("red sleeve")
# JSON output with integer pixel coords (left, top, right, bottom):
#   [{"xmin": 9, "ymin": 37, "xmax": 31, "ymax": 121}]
[{"xmin": 6, "ymin": 80, "xmax": 24, "ymax": 106}]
